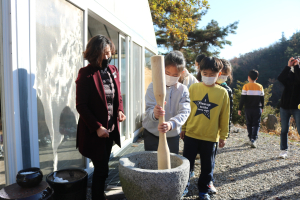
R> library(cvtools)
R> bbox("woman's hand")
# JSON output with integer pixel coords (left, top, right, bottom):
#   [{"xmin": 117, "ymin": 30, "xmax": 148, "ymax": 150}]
[
  {"xmin": 158, "ymin": 122, "xmax": 172, "ymax": 133},
  {"xmin": 180, "ymin": 131, "xmax": 186, "ymax": 140},
  {"xmin": 97, "ymin": 126, "xmax": 109, "ymax": 138},
  {"xmin": 219, "ymin": 139, "xmax": 226, "ymax": 148},
  {"xmin": 118, "ymin": 111, "xmax": 126, "ymax": 122},
  {"xmin": 153, "ymin": 102, "xmax": 166, "ymax": 119}
]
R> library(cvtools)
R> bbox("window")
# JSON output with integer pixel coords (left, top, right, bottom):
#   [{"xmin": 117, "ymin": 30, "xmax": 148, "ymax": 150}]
[
  {"xmin": 36, "ymin": 0, "xmax": 85, "ymax": 176},
  {"xmin": 120, "ymin": 36, "xmax": 127, "ymax": 139},
  {"xmin": 144, "ymin": 49, "xmax": 155, "ymax": 95},
  {"xmin": 0, "ymin": 0, "xmax": 5, "ymax": 188},
  {"xmin": 132, "ymin": 43, "xmax": 142, "ymax": 131}
]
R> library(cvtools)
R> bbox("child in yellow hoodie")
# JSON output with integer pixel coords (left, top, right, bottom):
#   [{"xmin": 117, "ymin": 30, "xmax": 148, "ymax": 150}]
[{"xmin": 181, "ymin": 57, "xmax": 229, "ymax": 200}]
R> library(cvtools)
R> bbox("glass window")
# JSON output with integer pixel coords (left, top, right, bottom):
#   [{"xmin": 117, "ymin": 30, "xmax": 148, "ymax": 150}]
[
  {"xmin": 132, "ymin": 43, "xmax": 142, "ymax": 131},
  {"xmin": 120, "ymin": 37, "xmax": 127, "ymax": 138},
  {"xmin": 36, "ymin": 0, "xmax": 85, "ymax": 176},
  {"xmin": 0, "ymin": 0, "xmax": 5, "ymax": 188},
  {"xmin": 144, "ymin": 49, "xmax": 155, "ymax": 95},
  {"xmin": 88, "ymin": 16, "xmax": 118, "ymax": 68}
]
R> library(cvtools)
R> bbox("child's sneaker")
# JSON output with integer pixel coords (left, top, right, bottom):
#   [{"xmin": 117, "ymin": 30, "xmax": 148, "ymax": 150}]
[
  {"xmin": 247, "ymin": 140, "xmax": 252, "ymax": 145},
  {"xmin": 199, "ymin": 192, "xmax": 210, "ymax": 200},
  {"xmin": 250, "ymin": 139, "xmax": 257, "ymax": 148},
  {"xmin": 279, "ymin": 150, "xmax": 288, "ymax": 159},
  {"xmin": 208, "ymin": 181, "xmax": 217, "ymax": 194}
]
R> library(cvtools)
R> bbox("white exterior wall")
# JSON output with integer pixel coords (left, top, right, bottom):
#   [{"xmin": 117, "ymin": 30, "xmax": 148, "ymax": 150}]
[
  {"xmin": 93, "ymin": 0, "xmax": 157, "ymax": 52},
  {"xmin": 1, "ymin": 0, "xmax": 157, "ymax": 185},
  {"xmin": 70, "ymin": 0, "xmax": 157, "ymax": 54}
]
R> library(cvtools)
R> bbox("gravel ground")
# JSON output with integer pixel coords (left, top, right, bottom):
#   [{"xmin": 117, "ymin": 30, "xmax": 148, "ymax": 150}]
[
  {"xmin": 87, "ymin": 127, "xmax": 300, "ymax": 200},
  {"xmin": 182, "ymin": 128, "xmax": 300, "ymax": 200}
]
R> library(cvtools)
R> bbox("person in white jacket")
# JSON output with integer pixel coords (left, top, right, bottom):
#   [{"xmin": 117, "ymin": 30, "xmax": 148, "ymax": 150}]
[
  {"xmin": 142, "ymin": 51, "xmax": 191, "ymax": 154},
  {"xmin": 179, "ymin": 68, "xmax": 198, "ymax": 89}
]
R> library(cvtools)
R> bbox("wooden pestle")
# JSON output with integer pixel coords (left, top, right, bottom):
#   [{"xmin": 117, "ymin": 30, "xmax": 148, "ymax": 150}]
[{"xmin": 150, "ymin": 55, "xmax": 171, "ymax": 170}]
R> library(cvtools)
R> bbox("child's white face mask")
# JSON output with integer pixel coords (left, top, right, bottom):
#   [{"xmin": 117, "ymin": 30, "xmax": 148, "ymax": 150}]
[
  {"xmin": 202, "ymin": 75, "xmax": 218, "ymax": 86},
  {"xmin": 216, "ymin": 75, "xmax": 228, "ymax": 84},
  {"xmin": 165, "ymin": 74, "xmax": 180, "ymax": 86}
]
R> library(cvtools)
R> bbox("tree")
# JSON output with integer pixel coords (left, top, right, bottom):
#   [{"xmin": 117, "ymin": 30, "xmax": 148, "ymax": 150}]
[
  {"xmin": 149, "ymin": 0, "xmax": 209, "ymax": 43},
  {"xmin": 149, "ymin": 0, "xmax": 239, "ymax": 72},
  {"xmin": 183, "ymin": 20, "xmax": 239, "ymax": 72}
]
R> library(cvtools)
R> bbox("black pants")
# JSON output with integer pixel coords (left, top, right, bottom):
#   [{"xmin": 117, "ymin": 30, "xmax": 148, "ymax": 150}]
[
  {"xmin": 91, "ymin": 133, "xmax": 115, "ymax": 200},
  {"xmin": 211, "ymin": 143, "xmax": 218, "ymax": 183},
  {"xmin": 183, "ymin": 136, "xmax": 216, "ymax": 193},
  {"xmin": 245, "ymin": 108, "xmax": 262, "ymax": 141},
  {"xmin": 143, "ymin": 129, "xmax": 180, "ymax": 154}
]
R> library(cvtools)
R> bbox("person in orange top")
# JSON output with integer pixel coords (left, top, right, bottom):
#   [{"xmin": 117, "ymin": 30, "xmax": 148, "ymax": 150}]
[{"xmin": 238, "ymin": 69, "xmax": 264, "ymax": 148}]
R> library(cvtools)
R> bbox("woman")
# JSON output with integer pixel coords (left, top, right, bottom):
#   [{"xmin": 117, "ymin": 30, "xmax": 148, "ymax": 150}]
[
  {"xmin": 277, "ymin": 56, "xmax": 300, "ymax": 159},
  {"xmin": 76, "ymin": 35, "xmax": 126, "ymax": 200}
]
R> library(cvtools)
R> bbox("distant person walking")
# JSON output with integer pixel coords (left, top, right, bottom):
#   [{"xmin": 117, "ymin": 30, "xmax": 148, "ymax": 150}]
[
  {"xmin": 277, "ymin": 57, "xmax": 300, "ymax": 159},
  {"xmin": 238, "ymin": 69, "xmax": 264, "ymax": 148},
  {"xmin": 76, "ymin": 35, "xmax": 126, "ymax": 200}
]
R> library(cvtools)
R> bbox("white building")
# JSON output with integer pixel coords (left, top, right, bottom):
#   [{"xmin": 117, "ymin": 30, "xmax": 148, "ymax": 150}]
[{"xmin": 0, "ymin": 0, "xmax": 157, "ymax": 187}]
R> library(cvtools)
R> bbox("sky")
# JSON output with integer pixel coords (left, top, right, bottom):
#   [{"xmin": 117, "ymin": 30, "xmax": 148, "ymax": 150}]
[{"xmin": 160, "ymin": 0, "xmax": 300, "ymax": 60}]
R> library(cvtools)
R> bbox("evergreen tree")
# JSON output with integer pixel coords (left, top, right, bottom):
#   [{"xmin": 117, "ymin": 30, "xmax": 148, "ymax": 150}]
[{"xmin": 149, "ymin": 0, "xmax": 239, "ymax": 72}]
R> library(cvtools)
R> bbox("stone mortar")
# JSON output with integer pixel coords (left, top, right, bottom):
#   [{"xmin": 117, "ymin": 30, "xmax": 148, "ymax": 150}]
[{"xmin": 119, "ymin": 151, "xmax": 190, "ymax": 200}]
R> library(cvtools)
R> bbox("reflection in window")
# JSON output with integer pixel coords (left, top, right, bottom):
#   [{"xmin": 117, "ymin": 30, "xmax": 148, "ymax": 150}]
[
  {"xmin": 88, "ymin": 16, "xmax": 118, "ymax": 68},
  {"xmin": 0, "ymin": 80, "xmax": 5, "ymax": 190},
  {"xmin": 132, "ymin": 43, "xmax": 142, "ymax": 131},
  {"xmin": 144, "ymin": 49, "xmax": 155, "ymax": 95},
  {"xmin": 0, "ymin": 0, "xmax": 5, "ymax": 189},
  {"xmin": 120, "ymin": 37, "xmax": 127, "ymax": 138},
  {"xmin": 36, "ymin": 0, "xmax": 85, "ymax": 176}
]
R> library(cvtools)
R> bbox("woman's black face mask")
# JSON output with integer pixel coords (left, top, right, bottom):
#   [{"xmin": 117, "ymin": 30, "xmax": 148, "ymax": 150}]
[{"xmin": 101, "ymin": 57, "xmax": 112, "ymax": 68}]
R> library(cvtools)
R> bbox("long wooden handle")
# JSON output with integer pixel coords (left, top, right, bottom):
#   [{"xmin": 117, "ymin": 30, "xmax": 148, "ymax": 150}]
[{"xmin": 151, "ymin": 55, "xmax": 171, "ymax": 170}]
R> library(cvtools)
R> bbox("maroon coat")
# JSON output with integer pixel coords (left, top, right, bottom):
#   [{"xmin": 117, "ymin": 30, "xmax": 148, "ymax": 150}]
[{"xmin": 76, "ymin": 64, "xmax": 124, "ymax": 161}]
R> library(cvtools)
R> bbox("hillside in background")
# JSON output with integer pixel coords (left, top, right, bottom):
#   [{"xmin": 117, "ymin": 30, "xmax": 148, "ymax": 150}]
[{"xmin": 230, "ymin": 31, "xmax": 300, "ymax": 107}]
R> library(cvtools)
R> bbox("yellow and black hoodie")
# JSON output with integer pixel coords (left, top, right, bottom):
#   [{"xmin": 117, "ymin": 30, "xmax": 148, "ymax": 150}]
[{"xmin": 182, "ymin": 82, "xmax": 230, "ymax": 142}]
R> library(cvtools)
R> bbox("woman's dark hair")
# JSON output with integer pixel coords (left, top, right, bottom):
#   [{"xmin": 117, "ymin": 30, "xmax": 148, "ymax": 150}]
[
  {"xmin": 248, "ymin": 69, "xmax": 259, "ymax": 81},
  {"xmin": 165, "ymin": 51, "xmax": 185, "ymax": 72},
  {"xmin": 196, "ymin": 54, "xmax": 206, "ymax": 81},
  {"xmin": 83, "ymin": 35, "xmax": 115, "ymax": 67},
  {"xmin": 220, "ymin": 59, "xmax": 233, "ymax": 85}
]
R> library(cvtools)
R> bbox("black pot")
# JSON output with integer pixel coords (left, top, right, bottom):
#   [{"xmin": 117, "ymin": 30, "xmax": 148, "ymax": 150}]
[
  {"xmin": 16, "ymin": 167, "xmax": 43, "ymax": 188},
  {"xmin": 46, "ymin": 169, "xmax": 88, "ymax": 200}
]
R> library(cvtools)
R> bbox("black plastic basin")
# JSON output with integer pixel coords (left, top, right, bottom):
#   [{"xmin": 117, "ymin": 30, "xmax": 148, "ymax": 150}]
[{"xmin": 46, "ymin": 169, "xmax": 88, "ymax": 200}]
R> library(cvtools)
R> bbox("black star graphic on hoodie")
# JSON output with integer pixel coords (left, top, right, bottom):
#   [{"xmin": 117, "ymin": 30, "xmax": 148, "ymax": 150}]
[{"xmin": 193, "ymin": 93, "xmax": 218, "ymax": 119}]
